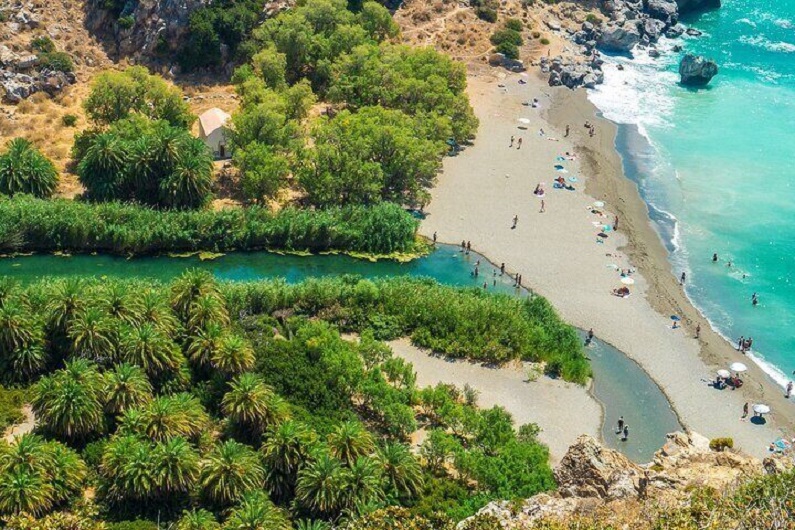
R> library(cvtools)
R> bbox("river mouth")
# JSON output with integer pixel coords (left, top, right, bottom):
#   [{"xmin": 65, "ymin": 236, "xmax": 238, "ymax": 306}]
[{"xmin": 0, "ymin": 244, "xmax": 681, "ymax": 462}]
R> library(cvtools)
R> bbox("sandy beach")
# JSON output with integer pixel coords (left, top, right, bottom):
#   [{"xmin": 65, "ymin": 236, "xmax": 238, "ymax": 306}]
[
  {"xmin": 419, "ymin": 70, "xmax": 795, "ymax": 459},
  {"xmin": 389, "ymin": 339, "xmax": 601, "ymax": 463}
]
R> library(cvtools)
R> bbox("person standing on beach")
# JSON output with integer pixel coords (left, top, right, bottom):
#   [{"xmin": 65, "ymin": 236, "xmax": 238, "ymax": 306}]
[
  {"xmin": 433, "ymin": 232, "xmax": 437, "ymax": 245},
  {"xmin": 613, "ymin": 215, "xmax": 619, "ymax": 231},
  {"xmin": 680, "ymin": 272, "xmax": 686, "ymax": 285},
  {"xmin": 466, "ymin": 241, "xmax": 471, "ymax": 255},
  {"xmin": 786, "ymin": 381, "xmax": 793, "ymax": 399},
  {"xmin": 500, "ymin": 263, "xmax": 505, "ymax": 276},
  {"xmin": 565, "ymin": 125, "xmax": 570, "ymax": 137},
  {"xmin": 695, "ymin": 323, "xmax": 701, "ymax": 339},
  {"xmin": 540, "ymin": 200, "xmax": 545, "ymax": 213},
  {"xmin": 746, "ymin": 337, "xmax": 753, "ymax": 351},
  {"xmin": 510, "ymin": 135, "xmax": 514, "ymax": 147},
  {"xmin": 617, "ymin": 416, "xmax": 624, "ymax": 434},
  {"xmin": 517, "ymin": 137, "xmax": 523, "ymax": 149},
  {"xmin": 737, "ymin": 336, "xmax": 744, "ymax": 351},
  {"xmin": 512, "ymin": 215, "xmax": 518, "ymax": 229},
  {"xmin": 461, "ymin": 240, "xmax": 466, "ymax": 253},
  {"xmin": 622, "ymin": 425, "xmax": 629, "ymax": 441},
  {"xmin": 742, "ymin": 402, "xmax": 749, "ymax": 419}
]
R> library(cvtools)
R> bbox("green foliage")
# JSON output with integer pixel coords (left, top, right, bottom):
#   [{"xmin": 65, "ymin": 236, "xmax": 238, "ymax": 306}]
[
  {"xmin": 708, "ymin": 437, "xmax": 734, "ymax": 451},
  {"xmin": 83, "ymin": 67, "xmax": 194, "ymax": 128},
  {"xmin": 31, "ymin": 37, "xmax": 74, "ymax": 72},
  {"xmin": 116, "ymin": 15, "xmax": 135, "ymax": 29},
  {"xmin": 490, "ymin": 29, "xmax": 523, "ymax": 47},
  {"xmin": 0, "ymin": 195, "xmax": 419, "ymax": 255},
  {"xmin": 62, "ymin": 114, "xmax": 78, "ymax": 127},
  {"xmin": 586, "ymin": 13, "xmax": 600, "ymax": 24},
  {"xmin": 540, "ymin": 37, "xmax": 551, "ymax": 45},
  {"xmin": 31, "ymin": 37, "xmax": 56, "ymax": 54},
  {"xmin": 234, "ymin": 142, "xmax": 291, "ymax": 204},
  {"xmin": 495, "ymin": 42, "xmax": 519, "ymax": 60},
  {"xmin": 0, "ymin": 138, "xmax": 59, "ymax": 199},
  {"xmin": 475, "ymin": 7, "xmax": 497, "ymax": 23},
  {"xmin": 0, "ymin": 385, "xmax": 25, "ymax": 431},
  {"xmin": 504, "ymin": 18, "xmax": 524, "ymax": 32}
]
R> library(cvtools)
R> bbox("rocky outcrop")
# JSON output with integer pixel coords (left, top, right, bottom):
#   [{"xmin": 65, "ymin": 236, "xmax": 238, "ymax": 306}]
[
  {"xmin": 597, "ymin": 0, "xmax": 689, "ymax": 55},
  {"xmin": 598, "ymin": 20, "xmax": 642, "ymax": 53},
  {"xmin": 679, "ymin": 53, "xmax": 718, "ymax": 85},
  {"xmin": 1, "ymin": 69, "xmax": 76, "ymax": 103},
  {"xmin": 488, "ymin": 53, "xmax": 526, "ymax": 72},
  {"xmin": 543, "ymin": 55, "xmax": 604, "ymax": 89},
  {"xmin": 459, "ymin": 432, "xmax": 778, "ymax": 529},
  {"xmin": 676, "ymin": 0, "xmax": 721, "ymax": 14}
]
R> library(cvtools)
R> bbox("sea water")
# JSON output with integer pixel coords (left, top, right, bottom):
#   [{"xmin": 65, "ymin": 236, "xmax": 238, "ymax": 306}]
[{"xmin": 588, "ymin": 0, "xmax": 795, "ymax": 388}]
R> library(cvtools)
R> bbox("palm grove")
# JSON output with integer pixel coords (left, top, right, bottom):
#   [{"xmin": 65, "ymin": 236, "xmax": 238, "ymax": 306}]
[
  {"xmin": 0, "ymin": 0, "xmax": 477, "ymax": 258},
  {"xmin": 0, "ymin": 272, "xmax": 591, "ymax": 528}
]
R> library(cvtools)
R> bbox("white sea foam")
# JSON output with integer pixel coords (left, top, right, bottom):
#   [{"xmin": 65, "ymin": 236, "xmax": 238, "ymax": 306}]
[
  {"xmin": 736, "ymin": 18, "xmax": 757, "ymax": 28},
  {"xmin": 774, "ymin": 18, "xmax": 793, "ymax": 29},
  {"xmin": 739, "ymin": 35, "xmax": 795, "ymax": 53}
]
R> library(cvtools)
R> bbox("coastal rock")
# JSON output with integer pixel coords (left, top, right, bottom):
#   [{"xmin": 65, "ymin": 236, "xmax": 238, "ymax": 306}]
[
  {"xmin": 643, "ymin": 18, "xmax": 667, "ymax": 42},
  {"xmin": 679, "ymin": 53, "xmax": 718, "ymax": 85},
  {"xmin": 665, "ymin": 23, "xmax": 686, "ymax": 38},
  {"xmin": 598, "ymin": 21, "xmax": 641, "ymax": 53},
  {"xmin": 489, "ymin": 53, "xmax": 526, "ymax": 72},
  {"xmin": 686, "ymin": 27, "xmax": 703, "ymax": 36},
  {"xmin": 645, "ymin": 0, "xmax": 679, "ymax": 23},
  {"xmin": 554, "ymin": 435, "xmax": 643, "ymax": 499},
  {"xmin": 676, "ymin": 0, "xmax": 721, "ymax": 14},
  {"xmin": 648, "ymin": 48, "xmax": 661, "ymax": 58},
  {"xmin": 545, "ymin": 56, "xmax": 604, "ymax": 89}
]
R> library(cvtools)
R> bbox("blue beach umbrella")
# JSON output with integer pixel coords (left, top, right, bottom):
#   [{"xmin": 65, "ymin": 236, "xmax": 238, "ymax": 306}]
[{"xmin": 670, "ymin": 315, "xmax": 681, "ymax": 321}]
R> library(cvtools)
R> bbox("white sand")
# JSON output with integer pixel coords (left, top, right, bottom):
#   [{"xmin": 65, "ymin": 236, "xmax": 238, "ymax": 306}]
[
  {"xmin": 420, "ymin": 73, "xmax": 789, "ymax": 458},
  {"xmin": 389, "ymin": 338, "xmax": 601, "ymax": 463}
]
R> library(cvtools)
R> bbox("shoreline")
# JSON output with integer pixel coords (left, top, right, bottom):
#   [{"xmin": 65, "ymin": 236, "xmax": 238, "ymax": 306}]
[{"xmin": 420, "ymin": 69, "xmax": 795, "ymax": 459}]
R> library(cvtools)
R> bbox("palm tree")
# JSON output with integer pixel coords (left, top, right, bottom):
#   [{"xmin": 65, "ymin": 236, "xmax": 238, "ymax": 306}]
[
  {"xmin": 151, "ymin": 437, "xmax": 199, "ymax": 496},
  {"xmin": 0, "ymin": 138, "xmax": 59, "ymax": 198},
  {"xmin": 198, "ymin": 440, "xmax": 265, "ymax": 507},
  {"xmin": 175, "ymin": 509, "xmax": 220, "ymax": 530},
  {"xmin": 31, "ymin": 360, "xmax": 105, "ymax": 441},
  {"xmin": 77, "ymin": 132, "xmax": 128, "ymax": 202},
  {"xmin": 170, "ymin": 270, "xmax": 223, "ymax": 325},
  {"xmin": 104, "ymin": 363, "xmax": 154, "ymax": 415},
  {"xmin": 295, "ymin": 453, "xmax": 347, "ymax": 518},
  {"xmin": 0, "ymin": 298, "xmax": 35, "ymax": 354},
  {"xmin": 97, "ymin": 283, "xmax": 142, "ymax": 326},
  {"xmin": 294, "ymin": 521, "xmax": 330, "ymax": 530},
  {"xmin": 68, "ymin": 307, "xmax": 118, "ymax": 364},
  {"xmin": 224, "ymin": 491, "xmax": 291, "ymax": 530},
  {"xmin": 159, "ymin": 139, "xmax": 214, "ymax": 210},
  {"xmin": 185, "ymin": 322, "xmax": 224, "ymax": 369},
  {"xmin": 222, "ymin": 373, "xmax": 289, "ymax": 440},
  {"xmin": 0, "ymin": 434, "xmax": 87, "ymax": 515},
  {"xmin": 99, "ymin": 434, "xmax": 151, "ymax": 501},
  {"xmin": 377, "ymin": 443, "xmax": 423, "ymax": 499},
  {"xmin": 121, "ymin": 393, "xmax": 208, "ymax": 443},
  {"xmin": 118, "ymin": 323, "xmax": 183, "ymax": 376},
  {"xmin": 327, "ymin": 421, "xmax": 375, "ymax": 465},
  {"xmin": 262, "ymin": 420, "xmax": 317, "ymax": 503},
  {"xmin": 211, "ymin": 334, "xmax": 255, "ymax": 376},
  {"xmin": 45, "ymin": 278, "xmax": 86, "ymax": 339},
  {"xmin": 187, "ymin": 294, "xmax": 231, "ymax": 333},
  {"xmin": 344, "ymin": 456, "xmax": 384, "ymax": 512},
  {"xmin": 6, "ymin": 342, "xmax": 48, "ymax": 379},
  {"xmin": 137, "ymin": 288, "xmax": 181, "ymax": 337}
]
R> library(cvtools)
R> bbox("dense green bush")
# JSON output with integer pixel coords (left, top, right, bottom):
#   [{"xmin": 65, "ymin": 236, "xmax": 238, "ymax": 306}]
[
  {"xmin": 0, "ymin": 195, "xmax": 419, "ymax": 255},
  {"xmin": 62, "ymin": 114, "xmax": 78, "ymax": 127},
  {"xmin": 0, "ymin": 138, "xmax": 59, "ymax": 198},
  {"xmin": 0, "ymin": 385, "xmax": 25, "ymax": 431}
]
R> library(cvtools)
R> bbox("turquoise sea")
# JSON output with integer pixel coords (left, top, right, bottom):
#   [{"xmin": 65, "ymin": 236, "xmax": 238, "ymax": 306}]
[{"xmin": 588, "ymin": 0, "xmax": 795, "ymax": 388}]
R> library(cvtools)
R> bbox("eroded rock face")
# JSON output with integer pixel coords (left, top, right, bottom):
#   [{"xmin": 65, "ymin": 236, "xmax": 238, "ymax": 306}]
[
  {"xmin": 645, "ymin": 0, "xmax": 678, "ymax": 23},
  {"xmin": 679, "ymin": 53, "xmax": 718, "ymax": 85},
  {"xmin": 554, "ymin": 435, "xmax": 643, "ymax": 499},
  {"xmin": 598, "ymin": 21, "xmax": 642, "ymax": 53}
]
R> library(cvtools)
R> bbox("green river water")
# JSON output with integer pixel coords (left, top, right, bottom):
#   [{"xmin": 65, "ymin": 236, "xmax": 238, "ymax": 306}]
[{"xmin": 0, "ymin": 244, "xmax": 680, "ymax": 461}]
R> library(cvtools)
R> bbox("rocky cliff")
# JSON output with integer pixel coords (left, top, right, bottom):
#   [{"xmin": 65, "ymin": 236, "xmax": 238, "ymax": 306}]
[{"xmin": 459, "ymin": 432, "xmax": 791, "ymax": 529}]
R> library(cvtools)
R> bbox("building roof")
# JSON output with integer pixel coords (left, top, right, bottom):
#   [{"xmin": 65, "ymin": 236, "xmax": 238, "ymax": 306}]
[{"xmin": 198, "ymin": 108, "xmax": 231, "ymax": 137}]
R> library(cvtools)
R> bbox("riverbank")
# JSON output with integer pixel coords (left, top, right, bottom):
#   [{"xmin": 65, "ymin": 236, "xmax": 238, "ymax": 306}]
[{"xmin": 420, "ymin": 70, "xmax": 795, "ymax": 458}]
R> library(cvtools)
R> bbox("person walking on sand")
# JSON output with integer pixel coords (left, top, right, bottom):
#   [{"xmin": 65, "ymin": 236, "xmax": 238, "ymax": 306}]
[
  {"xmin": 695, "ymin": 323, "xmax": 701, "ymax": 339},
  {"xmin": 737, "ymin": 336, "xmax": 744, "ymax": 351},
  {"xmin": 613, "ymin": 215, "xmax": 619, "ymax": 231},
  {"xmin": 510, "ymin": 135, "xmax": 514, "ymax": 147},
  {"xmin": 512, "ymin": 215, "xmax": 518, "ymax": 229},
  {"xmin": 540, "ymin": 200, "xmax": 545, "ymax": 213},
  {"xmin": 786, "ymin": 381, "xmax": 793, "ymax": 399},
  {"xmin": 460, "ymin": 240, "xmax": 466, "ymax": 253},
  {"xmin": 517, "ymin": 137, "xmax": 523, "ymax": 149},
  {"xmin": 565, "ymin": 124, "xmax": 570, "ymax": 137},
  {"xmin": 742, "ymin": 402, "xmax": 749, "ymax": 419},
  {"xmin": 466, "ymin": 241, "xmax": 471, "ymax": 255},
  {"xmin": 680, "ymin": 272, "xmax": 686, "ymax": 285},
  {"xmin": 433, "ymin": 231, "xmax": 437, "ymax": 245},
  {"xmin": 617, "ymin": 416, "xmax": 624, "ymax": 434}
]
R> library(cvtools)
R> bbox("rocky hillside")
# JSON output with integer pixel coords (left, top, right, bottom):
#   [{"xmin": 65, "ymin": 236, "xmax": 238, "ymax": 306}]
[{"xmin": 459, "ymin": 432, "xmax": 793, "ymax": 529}]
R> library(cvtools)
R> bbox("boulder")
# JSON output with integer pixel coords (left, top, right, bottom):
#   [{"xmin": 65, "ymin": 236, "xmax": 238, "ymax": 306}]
[
  {"xmin": 16, "ymin": 55, "xmax": 39, "ymax": 69},
  {"xmin": 679, "ymin": 53, "xmax": 718, "ymax": 85},
  {"xmin": 645, "ymin": 0, "xmax": 679, "ymax": 23},
  {"xmin": 598, "ymin": 21, "xmax": 641, "ymax": 53},
  {"xmin": 665, "ymin": 23, "xmax": 686, "ymax": 38},
  {"xmin": 643, "ymin": 18, "xmax": 667, "ymax": 42},
  {"xmin": 676, "ymin": 0, "xmax": 721, "ymax": 14},
  {"xmin": 648, "ymin": 48, "xmax": 661, "ymax": 58},
  {"xmin": 0, "ymin": 45, "xmax": 19, "ymax": 67},
  {"xmin": 686, "ymin": 27, "xmax": 703, "ymax": 36},
  {"xmin": 554, "ymin": 435, "xmax": 643, "ymax": 499}
]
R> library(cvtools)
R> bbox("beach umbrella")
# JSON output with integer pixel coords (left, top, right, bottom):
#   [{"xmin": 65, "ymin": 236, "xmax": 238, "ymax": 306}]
[
  {"xmin": 716, "ymin": 369, "xmax": 731, "ymax": 378},
  {"xmin": 753, "ymin": 404, "xmax": 770, "ymax": 415},
  {"xmin": 670, "ymin": 315, "xmax": 681, "ymax": 322},
  {"xmin": 518, "ymin": 118, "xmax": 531, "ymax": 124},
  {"xmin": 621, "ymin": 277, "xmax": 635, "ymax": 285},
  {"xmin": 730, "ymin": 362, "xmax": 748, "ymax": 373},
  {"xmin": 593, "ymin": 201, "xmax": 605, "ymax": 208}
]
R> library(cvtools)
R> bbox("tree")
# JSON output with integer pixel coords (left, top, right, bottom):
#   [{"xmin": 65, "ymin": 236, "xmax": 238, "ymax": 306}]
[
  {"xmin": 0, "ymin": 138, "xmax": 59, "ymax": 198},
  {"xmin": 344, "ymin": 456, "xmax": 384, "ymax": 511},
  {"xmin": 75, "ymin": 132, "xmax": 128, "ymax": 202},
  {"xmin": 176, "ymin": 509, "xmax": 220, "ymax": 530},
  {"xmin": 0, "ymin": 434, "xmax": 87, "ymax": 516},
  {"xmin": 251, "ymin": 47, "xmax": 287, "ymax": 90},
  {"xmin": 261, "ymin": 420, "xmax": 317, "ymax": 503},
  {"xmin": 211, "ymin": 334, "xmax": 255, "ymax": 376},
  {"xmin": 171, "ymin": 270, "xmax": 225, "ymax": 326},
  {"xmin": 186, "ymin": 323, "xmax": 225, "ymax": 370},
  {"xmin": 103, "ymin": 364, "xmax": 154, "ymax": 415},
  {"xmin": 120, "ymin": 394, "xmax": 209, "ymax": 443},
  {"xmin": 357, "ymin": 2, "xmax": 399, "ymax": 41},
  {"xmin": 327, "ymin": 421, "xmax": 375, "ymax": 465},
  {"xmin": 222, "ymin": 373, "xmax": 289, "ymax": 440},
  {"xmin": 199, "ymin": 441, "xmax": 265, "ymax": 507},
  {"xmin": 0, "ymin": 298, "xmax": 47, "ymax": 379},
  {"xmin": 224, "ymin": 491, "xmax": 291, "ymax": 530},
  {"xmin": 158, "ymin": 138, "xmax": 214, "ymax": 210},
  {"xmin": 151, "ymin": 436, "xmax": 200, "ymax": 496},
  {"xmin": 295, "ymin": 453, "xmax": 346, "ymax": 518},
  {"xmin": 31, "ymin": 360, "xmax": 105, "ymax": 442},
  {"xmin": 83, "ymin": 67, "xmax": 193, "ymax": 128},
  {"xmin": 378, "ymin": 443, "xmax": 423, "ymax": 499},
  {"xmin": 118, "ymin": 323, "xmax": 183, "ymax": 377},
  {"xmin": 234, "ymin": 142, "xmax": 290, "ymax": 204},
  {"xmin": 67, "ymin": 307, "xmax": 118, "ymax": 364}
]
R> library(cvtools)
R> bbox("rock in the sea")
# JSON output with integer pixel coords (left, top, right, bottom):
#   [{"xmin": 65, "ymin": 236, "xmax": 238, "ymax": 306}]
[
  {"xmin": 686, "ymin": 27, "xmax": 703, "ymax": 36},
  {"xmin": 676, "ymin": 0, "xmax": 721, "ymax": 14},
  {"xmin": 598, "ymin": 21, "xmax": 642, "ymax": 53},
  {"xmin": 679, "ymin": 53, "xmax": 718, "ymax": 85},
  {"xmin": 643, "ymin": 18, "xmax": 667, "ymax": 42},
  {"xmin": 665, "ymin": 23, "xmax": 686, "ymax": 38}
]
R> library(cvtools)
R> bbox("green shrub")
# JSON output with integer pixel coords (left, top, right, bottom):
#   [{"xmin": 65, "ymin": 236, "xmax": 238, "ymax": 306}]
[
  {"xmin": 540, "ymin": 37, "xmax": 551, "ymax": 45},
  {"xmin": 531, "ymin": 31, "xmax": 541, "ymax": 38},
  {"xmin": 117, "ymin": 15, "xmax": 135, "ymax": 29},
  {"xmin": 107, "ymin": 520, "xmax": 159, "ymax": 530},
  {"xmin": 31, "ymin": 36, "xmax": 56, "ymax": 53},
  {"xmin": 475, "ymin": 7, "xmax": 498, "ymax": 23},
  {"xmin": 504, "ymin": 18, "xmax": 524, "ymax": 32},
  {"xmin": 0, "ymin": 385, "xmax": 25, "ymax": 431},
  {"xmin": 490, "ymin": 29, "xmax": 523, "ymax": 47},
  {"xmin": 61, "ymin": 114, "xmax": 78, "ymax": 127},
  {"xmin": 586, "ymin": 13, "xmax": 600, "ymax": 24},
  {"xmin": 39, "ymin": 51, "xmax": 74, "ymax": 72},
  {"xmin": 709, "ymin": 437, "xmax": 734, "ymax": 451},
  {"xmin": 495, "ymin": 42, "xmax": 519, "ymax": 60}
]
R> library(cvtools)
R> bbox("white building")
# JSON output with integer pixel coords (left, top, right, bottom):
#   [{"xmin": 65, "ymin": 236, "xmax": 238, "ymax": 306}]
[{"xmin": 198, "ymin": 108, "xmax": 231, "ymax": 160}]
